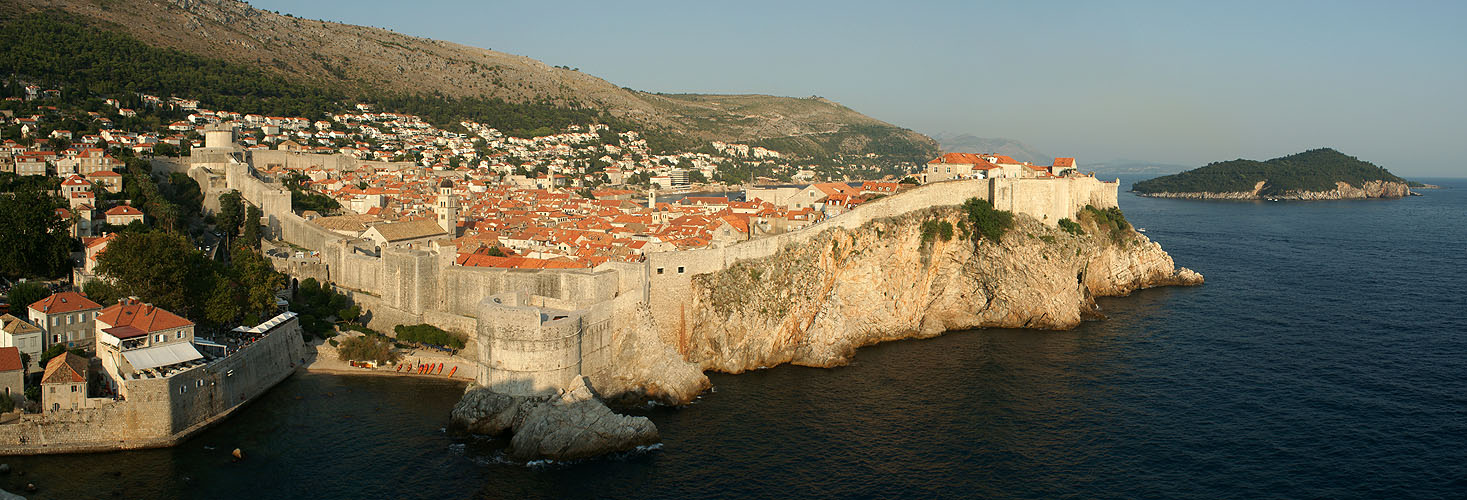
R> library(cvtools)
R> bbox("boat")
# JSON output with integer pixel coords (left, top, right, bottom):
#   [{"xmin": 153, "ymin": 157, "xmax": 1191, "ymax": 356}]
[{"xmin": 1136, "ymin": 228, "xmax": 1147, "ymax": 233}]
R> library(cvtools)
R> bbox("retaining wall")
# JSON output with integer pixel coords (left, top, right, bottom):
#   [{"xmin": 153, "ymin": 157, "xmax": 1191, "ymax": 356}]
[{"xmin": 0, "ymin": 315, "xmax": 306, "ymax": 455}]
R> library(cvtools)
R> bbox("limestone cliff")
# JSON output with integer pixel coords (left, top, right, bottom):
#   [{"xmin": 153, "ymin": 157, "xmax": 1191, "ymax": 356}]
[
  {"xmin": 1139, "ymin": 179, "xmax": 1412, "ymax": 200},
  {"xmin": 677, "ymin": 207, "xmax": 1201, "ymax": 373}
]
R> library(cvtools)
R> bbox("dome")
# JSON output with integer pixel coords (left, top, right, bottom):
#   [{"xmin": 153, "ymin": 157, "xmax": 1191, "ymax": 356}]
[{"xmin": 439, "ymin": 179, "xmax": 454, "ymax": 188}]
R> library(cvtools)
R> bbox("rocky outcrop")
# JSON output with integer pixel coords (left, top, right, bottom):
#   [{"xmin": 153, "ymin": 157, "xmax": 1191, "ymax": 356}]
[
  {"xmin": 452, "ymin": 204, "xmax": 1201, "ymax": 462},
  {"xmin": 450, "ymin": 377, "xmax": 658, "ymax": 462},
  {"xmin": 588, "ymin": 304, "xmax": 710, "ymax": 407},
  {"xmin": 1139, "ymin": 180, "xmax": 1412, "ymax": 200},
  {"xmin": 679, "ymin": 208, "xmax": 1202, "ymax": 373}
]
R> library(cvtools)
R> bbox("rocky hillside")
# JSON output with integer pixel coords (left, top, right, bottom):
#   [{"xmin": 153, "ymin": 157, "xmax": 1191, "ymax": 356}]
[
  {"xmin": 680, "ymin": 206, "xmax": 1202, "ymax": 373},
  {"xmin": 1, "ymin": 0, "xmax": 936, "ymax": 159}
]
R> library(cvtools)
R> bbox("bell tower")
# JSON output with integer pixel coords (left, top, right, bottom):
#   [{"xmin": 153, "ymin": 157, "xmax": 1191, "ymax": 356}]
[{"xmin": 437, "ymin": 179, "xmax": 458, "ymax": 236}]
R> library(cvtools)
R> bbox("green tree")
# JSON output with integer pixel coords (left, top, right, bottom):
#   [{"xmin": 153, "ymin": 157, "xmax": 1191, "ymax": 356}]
[
  {"xmin": 217, "ymin": 190, "xmax": 243, "ymax": 240},
  {"xmin": 6, "ymin": 281, "xmax": 49, "ymax": 312},
  {"xmin": 242, "ymin": 205, "xmax": 263, "ymax": 249},
  {"xmin": 81, "ymin": 279, "xmax": 122, "ymax": 306},
  {"xmin": 94, "ymin": 231, "xmax": 215, "ymax": 317},
  {"xmin": 0, "ymin": 186, "xmax": 72, "ymax": 280}
]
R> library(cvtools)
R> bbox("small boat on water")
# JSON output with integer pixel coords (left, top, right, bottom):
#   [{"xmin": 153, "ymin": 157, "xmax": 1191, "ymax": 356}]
[{"xmin": 1136, "ymin": 227, "xmax": 1146, "ymax": 233}]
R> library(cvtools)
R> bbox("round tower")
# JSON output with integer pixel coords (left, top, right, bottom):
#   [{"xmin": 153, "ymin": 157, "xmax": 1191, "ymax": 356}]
[{"xmin": 204, "ymin": 126, "xmax": 235, "ymax": 149}]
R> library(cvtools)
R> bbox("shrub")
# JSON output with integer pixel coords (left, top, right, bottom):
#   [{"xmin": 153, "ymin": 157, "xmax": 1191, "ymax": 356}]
[
  {"xmin": 0, "ymin": 393, "xmax": 13, "ymax": 412},
  {"xmin": 963, "ymin": 198, "xmax": 1013, "ymax": 243},
  {"xmin": 336, "ymin": 335, "xmax": 398, "ymax": 365},
  {"xmin": 1058, "ymin": 218, "xmax": 1083, "ymax": 235},
  {"xmin": 1081, "ymin": 205, "xmax": 1131, "ymax": 243},
  {"xmin": 920, "ymin": 219, "xmax": 955, "ymax": 244},
  {"xmin": 393, "ymin": 324, "xmax": 466, "ymax": 350}
]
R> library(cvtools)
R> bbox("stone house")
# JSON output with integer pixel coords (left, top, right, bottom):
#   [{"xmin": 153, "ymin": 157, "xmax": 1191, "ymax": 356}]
[
  {"xmin": 360, "ymin": 218, "xmax": 447, "ymax": 250},
  {"xmin": 86, "ymin": 169, "xmax": 123, "ymax": 193},
  {"xmin": 95, "ymin": 299, "xmax": 201, "ymax": 397},
  {"xmin": 0, "ymin": 347, "xmax": 23, "ymax": 402},
  {"xmin": 0, "ymin": 314, "xmax": 44, "ymax": 371},
  {"xmin": 42, "ymin": 352, "xmax": 88, "ymax": 412},
  {"xmin": 104, "ymin": 204, "xmax": 145, "ymax": 226},
  {"xmin": 28, "ymin": 292, "xmax": 103, "ymax": 351}
]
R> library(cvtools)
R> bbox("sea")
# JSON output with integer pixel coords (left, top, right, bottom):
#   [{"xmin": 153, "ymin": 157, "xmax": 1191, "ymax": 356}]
[{"xmin": 6, "ymin": 176, "xmax": 1465, "ymax": 499}]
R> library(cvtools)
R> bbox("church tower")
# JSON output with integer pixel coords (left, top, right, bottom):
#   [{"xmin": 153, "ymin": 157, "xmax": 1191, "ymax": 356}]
[{"xmin": 437, "ymin": 179, "xmax": 458, "ymax": 236}]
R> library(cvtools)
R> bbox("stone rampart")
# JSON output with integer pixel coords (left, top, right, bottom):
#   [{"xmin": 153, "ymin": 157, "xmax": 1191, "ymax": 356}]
[
  {"xmin": 0, "ymin": 313, "xmax": 306, "ymax": 455},
  {"xmin": 222, "ymin": 146, "xmax": 1117, "ymax": 398}
]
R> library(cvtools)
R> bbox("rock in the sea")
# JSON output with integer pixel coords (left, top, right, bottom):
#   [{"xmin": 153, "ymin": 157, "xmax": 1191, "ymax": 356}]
[
  {"xmin": 451, "ymin": 377, "xmax": 659, "ymax": 462},
  {"xmin": 0, "ymin": 487, "xmax": 23, "ymax": 500},
  {"xmin": 508, "ymin": 377, "xmax": 659, "ymax": 461}
]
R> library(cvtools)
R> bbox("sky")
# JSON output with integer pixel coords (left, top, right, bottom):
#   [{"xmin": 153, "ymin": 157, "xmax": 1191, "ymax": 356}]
[{"xmin": 247, "ymin": 0, "xmax": 1467, "ymax": 176}]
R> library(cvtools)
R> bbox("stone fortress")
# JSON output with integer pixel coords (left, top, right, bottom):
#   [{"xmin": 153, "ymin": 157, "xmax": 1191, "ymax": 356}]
[{"xmin": 190, "ymin": 130, "xmax": 1120, "ymax": 398}]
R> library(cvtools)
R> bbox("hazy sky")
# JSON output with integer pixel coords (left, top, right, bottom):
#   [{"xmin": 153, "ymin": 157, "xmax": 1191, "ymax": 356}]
[{"xmin": 249, "ymin": 0, "xmax": 1465, "ymax": 176}]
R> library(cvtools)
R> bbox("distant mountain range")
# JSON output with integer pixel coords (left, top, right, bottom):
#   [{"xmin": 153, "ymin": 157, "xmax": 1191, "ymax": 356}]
[{"xmin": 0, "ymin": 0, "xmax": 936, "ymax": 160}]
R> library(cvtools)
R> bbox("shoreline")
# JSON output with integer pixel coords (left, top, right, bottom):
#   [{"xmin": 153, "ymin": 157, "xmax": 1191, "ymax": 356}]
[{"xmin": 303, "ymin": 365, "xmax": 473, "ymax": 382}]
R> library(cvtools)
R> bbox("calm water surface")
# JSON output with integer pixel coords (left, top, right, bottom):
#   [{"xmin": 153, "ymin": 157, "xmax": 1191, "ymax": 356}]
[{"xmin": 7, "ymin": 177, "xmax": 1465, "ymax": 499}]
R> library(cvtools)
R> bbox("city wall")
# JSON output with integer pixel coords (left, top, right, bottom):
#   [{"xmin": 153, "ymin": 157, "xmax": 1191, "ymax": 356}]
[
  {"xmin": 0, "ymin": 314, "xmax": 306, "ymax": 455},
  {"xmin": 211, "ymin": 146, "xmax": 1115, "ymax": 396}
]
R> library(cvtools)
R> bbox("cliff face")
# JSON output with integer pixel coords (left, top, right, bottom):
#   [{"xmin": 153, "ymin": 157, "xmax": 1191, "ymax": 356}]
[
  {"xmin": 451, "ymin": 205, "xmax": 1201, "ymax": 461},
  {"xmin": 1140, "ymin": 180, "xmax": 1412, "ymax": 200},
  {"xmin": 676, "ymin": 208, "xmax": 1202, "ymax": 374}
]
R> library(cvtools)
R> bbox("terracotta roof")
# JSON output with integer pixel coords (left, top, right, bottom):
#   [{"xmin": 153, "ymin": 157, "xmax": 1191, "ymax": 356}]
[
  {"xmin": 0, "ymin": 347, "xmax": 20, "ymax": 372},
  {"xmin": 30, "ymin": 292, "xmax": 101, "ymax": 315},
  {"xmin": 106, "ymin": 205, "xmax": 143, "ymax": 216},
  {"xmin": 1053, "ymin": 157, "xmax": 1076, "ymax": 168},
  {"xmin": 368, "ymin": 218, "xmax": 446, "ymax": 242},
  {"xmin": 41, "ymin": 352, "xmax": 87, "ymax": 384},
  {"xmin": 0, "ymin": 314, "xmax": 41, "ymax": 336},
  {"xmin": 96, "ymin": 300, "xmax": 193, "ymax": 334}
]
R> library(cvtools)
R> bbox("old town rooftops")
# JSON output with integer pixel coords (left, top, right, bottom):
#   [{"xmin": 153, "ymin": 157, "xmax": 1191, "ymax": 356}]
[{"xmin": 30, "ymin": 292, "xmax": 102, "ymax": 315}]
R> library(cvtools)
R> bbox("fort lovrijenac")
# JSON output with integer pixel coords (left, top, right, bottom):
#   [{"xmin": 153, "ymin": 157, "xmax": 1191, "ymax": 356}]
[{"xmin": 187, "ymin": 128, "xmax": 1119, "ymax": 399}]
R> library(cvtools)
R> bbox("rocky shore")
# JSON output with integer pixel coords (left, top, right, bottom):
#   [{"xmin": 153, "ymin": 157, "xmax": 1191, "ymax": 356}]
[
  {"xmin": 450, "ymin": 206, "xmax": 1201, "ymax": 461},
  {"xmin": 1138, "ymin": 179, "xmax": 1412, "ymax": 200}
]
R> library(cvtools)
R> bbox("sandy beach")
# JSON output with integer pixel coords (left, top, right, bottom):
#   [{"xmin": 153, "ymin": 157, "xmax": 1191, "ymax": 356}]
[{"xmin": 303, "ymin": 334, "xmax": 476, "ymax": 381}]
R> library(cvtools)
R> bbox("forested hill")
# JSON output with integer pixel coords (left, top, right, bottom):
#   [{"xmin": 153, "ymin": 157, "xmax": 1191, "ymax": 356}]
[
  {"xmin": 1131, "ymin": 149, "xmax": 1408, "ymax": 196},
  {"xmin": 0, "ymin": 0, "xmax": 936, "ymax": 161}
]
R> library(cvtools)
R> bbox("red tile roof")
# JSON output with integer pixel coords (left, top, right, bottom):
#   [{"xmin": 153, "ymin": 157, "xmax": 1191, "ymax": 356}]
[
  {"xmin": 96, "ymin": 300, "xmax": 193, "ymax": 333},
  {"xmin": 0, "ymin": 347, "xmax": 21, "ymax": 372},
  {"xmin": 105, "ymin": 205, "xmax": 143, "ymax": 216},
  {"xmin": 30, "ymin": 292, "xmax": 102, "ymax": 315},
  {"xmin": 42, "ymin": 352, "xmax": 87, "ymax": 384}
]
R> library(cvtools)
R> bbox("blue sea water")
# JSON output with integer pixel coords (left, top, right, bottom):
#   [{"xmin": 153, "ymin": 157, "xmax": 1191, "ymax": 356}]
[{"xmin": 6, "ymin": 177, "xmax": 1465, "ymax": 499}]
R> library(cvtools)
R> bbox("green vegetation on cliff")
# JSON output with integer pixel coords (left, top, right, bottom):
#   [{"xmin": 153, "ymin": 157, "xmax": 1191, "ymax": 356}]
[
  {"xmin": 963, "ymin": 198, "xmax": 1014, "ymax": 243},
  {"xmin": 1132, "ymin": 148, "xmax": 1407, "ymax": 195}
]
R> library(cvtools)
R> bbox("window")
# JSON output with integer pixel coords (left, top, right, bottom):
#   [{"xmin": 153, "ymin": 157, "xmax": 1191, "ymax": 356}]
[
  {"xmin": 51, "ymin": 317, "xmax": 58, "ymax": 327},
  {"xmin": 49, "ymin": 387, "xmax": 55, "ymax": 394},
  {"xmin": 71, "ymin": 385, "xmax": 77, "ymax": 393},
  {"xmin": 197, "ymin": 379, "xmax": 204, "ymax": 387},
  {"xmin": 678, "ymin": 267, "xmax": 685, "ymax": 274},
  {"xmin": 656, "ymin": 268, "xmax": 664, "ymax": 275},
  {"xmin": 177, "ymin": 332, "xmax": 184, "ymax": 339}
]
